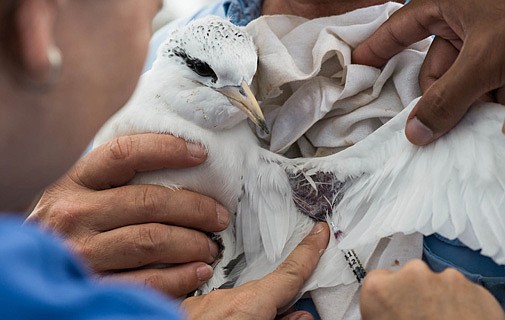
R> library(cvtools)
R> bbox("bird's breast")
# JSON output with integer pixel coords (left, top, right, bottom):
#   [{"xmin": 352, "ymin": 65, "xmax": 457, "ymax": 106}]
[{"xmin": 131, "ymin": 122, "xmax": 261, "ymax": 213}]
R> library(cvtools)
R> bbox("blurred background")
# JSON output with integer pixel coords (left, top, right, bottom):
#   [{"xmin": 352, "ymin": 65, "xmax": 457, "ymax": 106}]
[{"xmin": 153, "ymin": 0, "xmax": 216, "ymax": 30}]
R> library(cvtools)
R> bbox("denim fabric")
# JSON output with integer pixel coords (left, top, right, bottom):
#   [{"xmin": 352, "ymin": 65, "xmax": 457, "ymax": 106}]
[
  {"xmin": 227, "ymin": 0, "xmax": 261, "ymax": 26},
  {"xmin": 294, "ymin": 298, "xmax": 321, "ymax": 320},
  {"xmin": 424, "ymin": 234, "xmax": 505, "ymax": 308}
]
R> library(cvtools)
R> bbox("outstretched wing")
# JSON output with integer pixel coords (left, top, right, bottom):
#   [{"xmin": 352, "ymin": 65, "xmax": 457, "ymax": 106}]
[{"xmin": 303, "ymin": 98, "xmax": 505, "ymax": 264}]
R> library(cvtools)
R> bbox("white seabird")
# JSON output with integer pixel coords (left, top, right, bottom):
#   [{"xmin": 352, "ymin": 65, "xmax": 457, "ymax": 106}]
[
  {"xmin": 94, "ymin": 15, "xmax": 315, "ymax": 294},
  {"xmin": 94, "ymin": 15, "xmax": 505, "ymax": 302}
]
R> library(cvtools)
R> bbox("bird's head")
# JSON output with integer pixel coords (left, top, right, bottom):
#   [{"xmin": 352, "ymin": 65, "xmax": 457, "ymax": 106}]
[{"xmin": 153, "ymin": 16, "xmax": 268, "ymax": 133}]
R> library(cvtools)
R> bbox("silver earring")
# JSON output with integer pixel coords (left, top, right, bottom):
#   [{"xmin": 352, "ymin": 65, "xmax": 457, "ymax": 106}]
[
  {"xmin": 45, "ymin": 45, "xmax": 62, "ymax": 87},
  {"xmin": 29, "ymin": 45, "xmax": 62, "ymax": 91}
]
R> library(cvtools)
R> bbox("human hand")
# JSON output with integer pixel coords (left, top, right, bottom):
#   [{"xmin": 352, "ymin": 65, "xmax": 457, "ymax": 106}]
[
  {"xmin": 360, "ymin": 259, "xmax": 505, "ymax": 320},
  {"xmin": 352, "ymin": 0, "xmax": 505, "ymax": 146},
  {"xmin": 180, "ymin": 222, "xmax": 330, "ymax": 320},
  {"xmin": 27, "ymin": 133, "xmax": 229, "ymax": 298}
]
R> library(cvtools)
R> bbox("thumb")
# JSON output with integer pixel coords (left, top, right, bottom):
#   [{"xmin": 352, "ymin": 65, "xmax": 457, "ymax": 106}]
[
  {"xmin": 278, "ymin": 311, "xmax": 314, "ymax": 320},
  {"xmin": 255, "ymin": 222, "xmax": 329, "ymax": 309},
  {"xmin": 405, "ymin": 35, "xmax": 499, "ymax": 145}
]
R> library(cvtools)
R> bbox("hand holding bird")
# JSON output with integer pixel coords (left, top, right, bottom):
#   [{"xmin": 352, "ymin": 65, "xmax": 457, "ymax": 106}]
[
  {"xmin": 352, "ymin": 0, "xmax": 505, "ymax": 146},
  {"xmin": 29, "ymin": 133, "xmax": 226, "ymax": 297},
  {"xmin": 94, "ymin": 11, "xmax": 505, "ymax": 311},
  {"xmin": 182, "ymin": 222, "xmax": 329, "ymax": 320}
]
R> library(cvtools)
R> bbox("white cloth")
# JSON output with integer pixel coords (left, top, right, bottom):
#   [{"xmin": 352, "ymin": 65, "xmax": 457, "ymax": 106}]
[
  {"xmin": 245, "ymin": 3, "xmax": 431, "ymax": 318},
  {"xmin": 312, "ymin": 234, "xmax": 423, "ymax": 319},
  {"xmin": 246, "ymin": 2, "xmax": 430, "ymax": 157}
]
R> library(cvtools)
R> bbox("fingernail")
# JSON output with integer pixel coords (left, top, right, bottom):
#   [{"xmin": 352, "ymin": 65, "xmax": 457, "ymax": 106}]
[
  {"xmin": 196, "ymin": 264, "xmax": 213, "ymax": 282},
  {"xmin": 216, "ymin": 204, "xmax": 229, "ymax": 227},
  {"xmin": 310, "ymin": 223, "xmax": 324, "ymax": 235},
  {"xmin": 288, "ymin": 312, "xmax": 313, "ymax": 320},
  {"xmin": 186, "ymin": 142, "xmax": 207, "ymax": 160},
  {"xmin": 405, "ymin": 117, "xmax": 434, "ymax": 145},
  {"xmin": 208, "ymin": 238, "xmax": 219, "ymax": 259}
]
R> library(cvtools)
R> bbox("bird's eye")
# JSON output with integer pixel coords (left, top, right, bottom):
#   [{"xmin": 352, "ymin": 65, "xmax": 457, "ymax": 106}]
[{"xmin": 193, "ymin": 61, "xmax": 216, "ymax": 78}]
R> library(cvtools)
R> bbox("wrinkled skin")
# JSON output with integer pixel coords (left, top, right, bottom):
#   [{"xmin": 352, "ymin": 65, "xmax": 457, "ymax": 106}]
[
  {"xmin": 181, "ymin": 223, "xmax": 330, "ymax": 320},
  {"xmin": 360, "ymin": 260, "xmax": 505, "ymax": 320},
  {"xmin": 29, "ymin": 133, "xmax": 227, "ymax": 298}
]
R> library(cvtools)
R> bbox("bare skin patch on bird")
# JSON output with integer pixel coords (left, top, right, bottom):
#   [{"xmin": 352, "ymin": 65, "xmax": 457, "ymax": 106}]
[{"xmin": 288, "ymin": 171, "xmax": 351, "ymax": 221}]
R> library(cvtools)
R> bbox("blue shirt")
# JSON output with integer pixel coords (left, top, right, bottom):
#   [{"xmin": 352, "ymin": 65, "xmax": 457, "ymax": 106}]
[{"xmin": 0, "ymin": 215, "xmax": 183, "ymax": 319}]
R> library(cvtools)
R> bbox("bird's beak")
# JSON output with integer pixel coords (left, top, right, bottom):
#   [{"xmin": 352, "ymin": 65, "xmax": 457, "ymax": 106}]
[{"xmin": 217, "ymin": 80, "xmax": 269, "ymax": 134}]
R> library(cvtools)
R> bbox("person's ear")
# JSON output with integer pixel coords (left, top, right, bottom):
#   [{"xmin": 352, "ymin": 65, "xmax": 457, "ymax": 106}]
[{"xmin": 15, "ymin": 0, "xmax": 61, "ymax": 87}]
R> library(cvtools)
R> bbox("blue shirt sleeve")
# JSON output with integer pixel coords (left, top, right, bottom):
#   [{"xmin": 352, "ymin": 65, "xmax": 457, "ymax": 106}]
[
  {"xmin": 423, "ymin": 234, "xmax": 505, "ymax": 307},
  {"xmin": 0, "ymin": 216, "xmax": 183, "ymax": 320}
]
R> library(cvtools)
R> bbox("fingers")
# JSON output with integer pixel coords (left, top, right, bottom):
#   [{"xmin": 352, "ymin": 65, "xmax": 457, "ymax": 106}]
[
  {"xmin": 406, "ymin": 32, "xmax": 505, "ymax": 145},
  {"xmin": 362, "ymin": 259, "xmax": 423, "ymax": 289},
  {"xmin": 29, "ymin": 183, "xmax": 229, "ymax": 237},
  {"xmin": 84, "ymin": 185, "xmax": 229, "ymax": 232},
  {"xmin": 257, "ymin": 222, "xmax": 330, "ymax": 309},
  {"xmin": 75, "ymin": 223, "xmax": 220, "ymax": 271},
  {"xmin": 103, "ymin": 262, "xmax": 214, "ymax": 298},
  {"xmin": 418, "ymin": 37, "xmax": 459, "ymax": 93},
  {"xmin": 72, "ymin": 133, "xmax": 207, "ymax": 190},
  {"xmin": 354, "ymin": 0, "xmax": 505, "ymax": 145},
  {"xmin": 180, "ymin": 223, "xmax": 329, "ymax": 320},
  {"xmin": 278, "ymin": 311, "xmax": 314, "ymax": 320},
  {"xmin": 360, "ymin": 260, "xmax": 430, "ymax": 320},
  {"xmin": 361, "ymin": 260, "xmax": 505, "ymax": 320},
  {"xmin": 352, "ymin": 1, "xmax": 442, "ymax": 67}
]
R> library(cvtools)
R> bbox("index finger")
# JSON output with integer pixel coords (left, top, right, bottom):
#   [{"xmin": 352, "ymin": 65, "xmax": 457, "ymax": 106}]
[
  {"xmin": 352, "ymin": 1, "xmax": 442, "ymax": 67},
  {"xmin": 71, "ymin": 133, "xmax": 207, "ymax": 190},
  {"xmin": 256, "ymin": 222, "xmax": 330, "ymax": 309}
]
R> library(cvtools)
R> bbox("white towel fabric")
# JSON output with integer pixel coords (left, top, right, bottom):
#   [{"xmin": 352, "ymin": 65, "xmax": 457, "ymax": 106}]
[
  {"xmin": 245, "ymin": 3, "xmax": 431, "ymax": 318},
  {"xmin": 311, "ymin": 234, "xmax": 423, "ymax": 319},
  {"xmin": 246, "ymin": 2, "xmax": 430, "ymax": 157}
]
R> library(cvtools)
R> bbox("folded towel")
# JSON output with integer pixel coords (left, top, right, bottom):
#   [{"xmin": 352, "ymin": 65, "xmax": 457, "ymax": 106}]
[
  {"xmin": 246, "ymin": 3, "xmax": 431, "ymax": 318},
  {"xmin": 246, "ymin": 2, "xmax": 430, "ymax": 157}
]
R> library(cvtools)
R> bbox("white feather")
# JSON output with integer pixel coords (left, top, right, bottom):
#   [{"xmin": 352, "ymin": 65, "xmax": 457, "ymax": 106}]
[
  {"xmin": 300, "ymin": 98, "xmax": 505, "ymax": 265},
  {"xmin": 96, "ymin": 15, "xmax": 505, "ymax": 307},
  {"xmin": 94, "ymin": 16, "xmax": 365, "ymax": 296}
]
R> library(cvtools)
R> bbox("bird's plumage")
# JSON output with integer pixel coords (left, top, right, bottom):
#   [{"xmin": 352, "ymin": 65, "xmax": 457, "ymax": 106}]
[
  {"xmin": 298, "ymin": 98, "xmax": 505, "ymax": 264},
  {"xmin": 94, "ymin": 16, "xmax": 318, "ymax": 294},
  {"xmin": 94, "ymin": 15, "xmax": 505, "ymax": 303}
]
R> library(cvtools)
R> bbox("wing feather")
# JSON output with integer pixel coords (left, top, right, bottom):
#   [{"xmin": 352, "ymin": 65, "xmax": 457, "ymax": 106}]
[
  {"xmin": 305, "ymin": 99, "xmax": 505, "ymax": 264},
  {"xmin": 239, "ymin": 153, "xmax": 299, "ymax": 262}
]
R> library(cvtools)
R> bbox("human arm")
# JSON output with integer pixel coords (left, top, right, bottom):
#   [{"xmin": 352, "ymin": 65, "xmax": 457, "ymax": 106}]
[
  {"xmin": 352, "ymin": 0, "xmax": 505, "ymax": 146},
  {"xmin": 27, "ymin": 133, "xmax": 229, "ymax": 298},
  {"xmin": 181, "ymin": 222, "xmax": 330, "ymax": 320},
  {"xmin": 360, "ymin": 260, "xmax": 505, "ymax": 320}
]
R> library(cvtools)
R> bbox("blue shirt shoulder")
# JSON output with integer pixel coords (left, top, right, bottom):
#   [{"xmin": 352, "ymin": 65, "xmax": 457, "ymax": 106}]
[{"xmin": 0, "ymin": 216, "xmax": 183, "ymax": 319}]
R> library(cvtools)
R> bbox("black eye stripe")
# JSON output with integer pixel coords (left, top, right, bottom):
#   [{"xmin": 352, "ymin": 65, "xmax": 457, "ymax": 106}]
[
  {"xmin": 189, "ymin": 61, "xmax": 217, "ymax": 81},
  {"xmin": 173, "ymin": 48, "xmax": 218, "ymax": 83}
]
